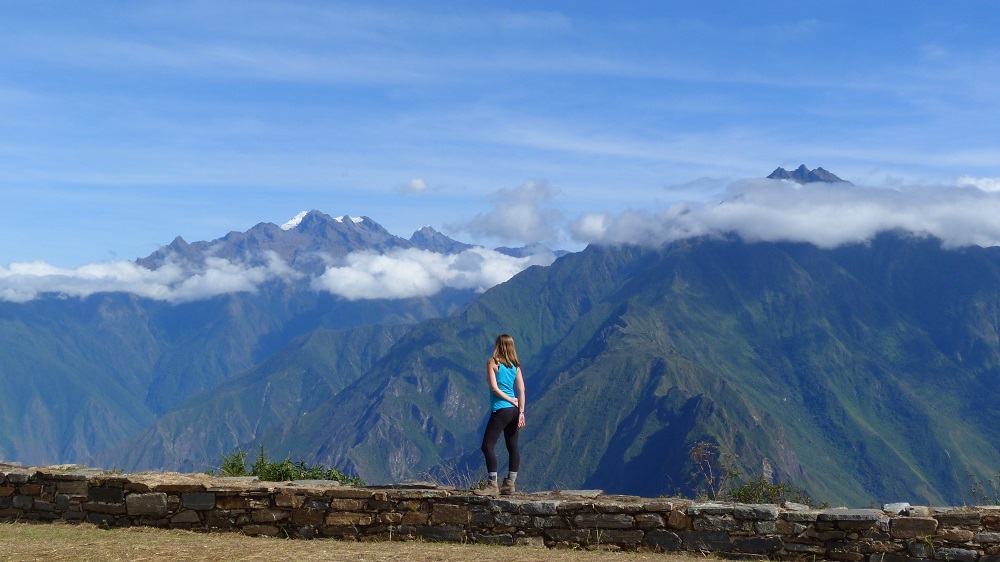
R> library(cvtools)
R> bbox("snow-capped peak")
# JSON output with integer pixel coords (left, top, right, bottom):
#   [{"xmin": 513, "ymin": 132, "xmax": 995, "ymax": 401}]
[
  {"xmin": 280, "ymin": 211, "xmax": 309, "ymax": 230},
  {"xmin": 333, "ymin": 215, "xmax": 364, "ymax": 224}
]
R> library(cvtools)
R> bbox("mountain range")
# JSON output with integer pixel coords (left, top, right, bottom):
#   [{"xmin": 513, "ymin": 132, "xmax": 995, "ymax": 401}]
[
  {"xmin": 767, "ymin": 164, "xmax": 850, "ymax": 184},
  {"xmin": 5, "ymin": 177, "xmax": 1000, "ymax": 506}
]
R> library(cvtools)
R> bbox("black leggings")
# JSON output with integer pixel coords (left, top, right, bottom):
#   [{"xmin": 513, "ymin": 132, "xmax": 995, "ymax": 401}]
[{"xmin": 481, "ymin": 407, "xmax": 520, "ymax": 473}]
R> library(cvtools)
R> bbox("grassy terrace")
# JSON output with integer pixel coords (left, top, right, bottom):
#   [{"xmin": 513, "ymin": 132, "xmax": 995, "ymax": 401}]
[{"xmin": 0, "ymin": 522, "xmax": 710, "ymax": 562}]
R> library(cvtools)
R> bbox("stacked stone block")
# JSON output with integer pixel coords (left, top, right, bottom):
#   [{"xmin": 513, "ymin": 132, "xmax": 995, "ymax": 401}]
[{"xmin": 5, "ymin": 463, "xmax": 1000, "ymax": 560}]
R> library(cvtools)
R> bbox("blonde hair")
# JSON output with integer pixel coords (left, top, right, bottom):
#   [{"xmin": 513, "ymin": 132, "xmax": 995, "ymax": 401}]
[{"xmin": 493, "ymin": 334, "xmax": 520, "ymax": 368}]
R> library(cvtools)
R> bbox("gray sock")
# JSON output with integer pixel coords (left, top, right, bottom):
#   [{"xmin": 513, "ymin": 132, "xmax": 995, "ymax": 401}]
[
  {"xmin": 508, "ymin": 471, "xmax": 518, "ymax": 483},
  {"xmin": 488, "ymin": 472, "xmax": 498, "ymax": 483}
]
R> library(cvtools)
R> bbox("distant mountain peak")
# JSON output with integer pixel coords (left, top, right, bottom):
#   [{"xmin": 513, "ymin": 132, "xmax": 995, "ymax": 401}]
[
  {"xmin": 333, "ymin": 215, "xmax": 364, "ymax": 224},
  {"xmin": 409, "ymin": 225, "xmax": 473, "ymax": 254},
  {"xmin": 280, "ymin": 211, "xmax": 309, "ymax": 231},
  {"xmin": 767, "ymin": 165, "xmax": 850, "ymax": 184}
]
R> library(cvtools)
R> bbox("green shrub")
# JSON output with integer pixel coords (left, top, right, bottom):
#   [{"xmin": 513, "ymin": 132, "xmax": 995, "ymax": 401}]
[
  {"xmin": 210, "ymin": 446, "xmax": 364, "ymax": 486},
  {"xmin": 726, "ymin": 475, "xmax": 826, "ymax": 508}
]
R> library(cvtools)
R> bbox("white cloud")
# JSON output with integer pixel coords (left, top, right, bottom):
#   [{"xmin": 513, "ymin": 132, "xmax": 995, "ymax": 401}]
[
  {"xmin": 397, "ymin": 177, "xmax": 428, "ymax": 194},
  {"xmin": 310, "ymin": 247, "xmax": 553, "ymax": 300},
  {"xmin": 570, "ymin": 179, "xmax": 1000, "ymax": 250},
  {"xmin": 0, "ymin": 237, "xmax": 558, "ymax": 304},
  {"xmin": 958, "ymin": 176, "xmax": 1000, "ymax": 192},
  {"xmin": 452, "ymin": 179, "xmax": 562, "ymax": 244},
  {"xmin": 0, "ymin": 251, "xmax": 301, "ymax": 304}
]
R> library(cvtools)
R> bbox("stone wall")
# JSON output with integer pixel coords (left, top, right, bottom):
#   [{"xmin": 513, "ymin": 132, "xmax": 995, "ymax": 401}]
[{"xmin": 3, "ymin": 462, "xmax": 1000, "ymax": 560}]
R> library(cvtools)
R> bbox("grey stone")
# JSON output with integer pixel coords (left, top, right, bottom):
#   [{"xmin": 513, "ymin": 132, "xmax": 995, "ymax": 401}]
[
  {"xmin": 818, "ymin": 509, "xmax": 882, "ymax": 522},
  {"xmin": 755, "ymin": 520, "xmax": 777, "ymax": 534},
  {"xmin": 734, "ymin": 504, "xmax": 779, "ymax": 520},
  {"xmin": 181, "ymin": 492, "xmax": 216, "ymax": 511},
  {"xmin": 572, "ymin": 513, "xmax": 634, "ymax": 529},
  {"xmin": 732, "ymin": 536, "xmax": 783, "ymax": 554},
  {"xmin": 545, "ymin": 528, "xmax": 590, "ymax": 544},
  {"xmin": 12, "ymin": 496, "xmax": 33, "ymax": 509},
  {"xmin": 88, "ymin": 487, "xmax": 124, "ymax": 504},
  {"xmin": 494, "ymin": 512, "xmax": 530, "ymax": 527},
  {"xmin": 693, "ymin": 514, "xmax": 745, "ymax": 531},
  {"xmin": 976, "ymin": 532, "xmax": 1000, "ymax": 544},
  {"xmin": 643, "ymin": 529, "xmax": 682, "ymax": 551},
  {"xmin": 521, "ymin": 501, "xmax": 560, "ymax": 515},
  {"xmin": 784, "ymin": 543, "xmax": 827, "ymax": 554},
  {"xmin": 126, "ymin": 493, "xmax": 168, "ymax": 516},
  {"xmin": 531, "ymin": 516, "xmax": 566, "ymax": 528},
  {"xmin": 471, "ymin": 511, "xmax": 493, "ymax": 525},
  {"xmin": 784, "ymin": 501, "xmax": 811, "ymax": 511},
  {"xmin": 596, "ymin": 529, "xmax": 644, "ymax": 546},
  {"xmin": 936, "ymin": 512, "xmax": 982, "ymax": 526},
  {"xmin": 681, "ymin": 530, "xmax": 731, "ymax": 551},
  {"xmin": 883, "ymin": 502, "xmax": 911, "ymax": 514},
  {"xmin": 55, "ymin": 494, "xmax": 73, "ymax": 511},
  {"xmin": 416, "ymin": 525, "xmax": 464, "ymax": 542},
  {"xmin": 782, "ymin": 511, "xmax": 821, "ymax": 522},
  {"xmin": 489, "ymin": 498, "xmax": 521, "ymax": 513},
  {"xmin": 470, "ymin": 533, "xmax": 514, "ymax": 545},
  {"xmin": 302, "ymin": 499, "xmax": 328, "ymax": 511},
  {"xmin": 5, "ymin": 472, "xmax": 30, "ymax": 485},
  {"xmin": 515, "ymin": 536, "xmax": 545, "ymax": 548},
  {"xmin": 170, "ymin": 510, "xmax": 201, "ymax": 523},
  {"xmin": 634, "ymin": 513, "xmax": 665, "ymax": 529},
  {"xmin": 688, "ymin": 502, "xmax": 734, "ymax": 515},
  {"xmin": 558, "ymin": 490, "xmax": 603, "ymax": 498},
  {"xmin": 934, "ymin": 547, "xmax": 979, "ymax": 562},
  {"xmin": 909, "ymin": 506, "xmax": 932, "ymax": 516}
]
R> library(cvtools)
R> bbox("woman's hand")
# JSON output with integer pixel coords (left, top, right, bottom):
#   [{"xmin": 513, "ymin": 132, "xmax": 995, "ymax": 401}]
[
  {"xmin": 517, "ymin": 412, "xmax": 526, "ymax": 428},
  {"xmin": 509, "ymin": 398, "xmax": 519, "ymax": 407}
]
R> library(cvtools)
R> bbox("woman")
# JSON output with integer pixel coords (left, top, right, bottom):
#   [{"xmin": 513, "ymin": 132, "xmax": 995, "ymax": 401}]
[{"xmin": 475, "ymin": 333, "xmax": 526, "ymax": 496}]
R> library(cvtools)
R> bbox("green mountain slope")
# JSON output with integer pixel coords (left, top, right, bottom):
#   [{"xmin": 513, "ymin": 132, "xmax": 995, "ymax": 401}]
[
  {"xmin": 258, "ymin": 235, "xmax": 1000, "ymax": 504},
  {"xmin": 96, "ymin": 323, "xmax": 411, "ymax": 472},
  {"xmin": 0, "ymin": 294, "xmax": 159, "ymax": 462}
]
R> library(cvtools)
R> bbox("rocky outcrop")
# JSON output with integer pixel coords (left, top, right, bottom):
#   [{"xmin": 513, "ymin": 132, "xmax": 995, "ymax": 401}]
[{"xmin": 4, "ymin": 463, "xmax": 1000, "ymax": 560}]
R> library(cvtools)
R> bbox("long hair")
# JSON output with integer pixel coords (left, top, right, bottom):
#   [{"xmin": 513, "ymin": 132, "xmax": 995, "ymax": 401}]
[{"xmin": 493, "ymin": 333, "xmax": 520, "ymax": 368}]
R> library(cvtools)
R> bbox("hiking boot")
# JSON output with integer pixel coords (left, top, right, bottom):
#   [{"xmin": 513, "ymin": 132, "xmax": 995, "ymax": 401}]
[
  {"xmin": 500, "ymin": 477, "xmax": 516, "ymax": 495},
  {"xmin": 473, "ymin": 480, "xmax": 499, "ymax": 496}
]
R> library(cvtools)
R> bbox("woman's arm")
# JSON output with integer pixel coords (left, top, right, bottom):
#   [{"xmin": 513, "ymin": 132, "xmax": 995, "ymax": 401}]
[
  {"xmin": 487, "ymin": 358, "xmax": 518, "ymax": 407},
  {"xmin": 515, "ymin": 366, "xmax": 526, "ymax": 427}
]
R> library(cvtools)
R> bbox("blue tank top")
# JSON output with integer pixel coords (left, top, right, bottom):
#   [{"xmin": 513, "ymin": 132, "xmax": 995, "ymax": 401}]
[{"xmin": 491, "ymin": 362, "xmax": 517, "ymax": 412}]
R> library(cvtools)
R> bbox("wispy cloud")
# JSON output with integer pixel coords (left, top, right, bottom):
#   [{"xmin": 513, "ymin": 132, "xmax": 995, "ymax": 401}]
[
  {"xmin": 449, "ymin": 180, "xmax": 562, "ymax": 245},
  {"xmin": 571, "ymin": 179, "xmax": 1000, "ymax": 250},
  {"xmin": 396, "ymin": 177, "xmax": 428, "ymax": 194}
]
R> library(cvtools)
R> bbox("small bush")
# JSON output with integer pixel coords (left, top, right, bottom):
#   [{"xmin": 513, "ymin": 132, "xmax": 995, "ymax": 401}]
[
  {"xmin": 726, "ymin": 475, "xmax": 826, "ymax": 508},
  {"xmin": 210, "ymin": 446, "xmax": 364, "ymax": 486}
]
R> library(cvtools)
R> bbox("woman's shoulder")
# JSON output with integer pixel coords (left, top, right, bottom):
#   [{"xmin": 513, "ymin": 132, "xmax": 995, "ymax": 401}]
[{"xmin": 487, "ymin": 356, "xmax": 497, "ymax": 367}]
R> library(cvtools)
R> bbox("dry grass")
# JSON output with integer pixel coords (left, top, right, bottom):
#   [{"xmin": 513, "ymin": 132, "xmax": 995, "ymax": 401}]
[{"xmin": 0, "ymin": 522, "xmax": 713, "ymax": 562}]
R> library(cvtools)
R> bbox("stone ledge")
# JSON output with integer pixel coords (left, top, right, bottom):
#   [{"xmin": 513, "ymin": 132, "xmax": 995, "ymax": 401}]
[{"xmin": 5, "ymin": 461, "xmax": 1000, "ymax": 560}]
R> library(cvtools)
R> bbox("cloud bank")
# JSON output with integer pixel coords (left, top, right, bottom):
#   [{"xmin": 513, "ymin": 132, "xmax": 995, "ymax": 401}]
[
  {"xmin": 571, "ymin": 178, "xmax": 1000, "ymax": 250},
  {"xmin": 311, "ymin": 247, "xmax": 552, "ymax": 300},
  {"xmin": 0, "ymin": 247, "xmax": 554, "ymax": 304},
  {"xmin": 0, "ymin": 252, "xmax": 301, "ymax": 304}
]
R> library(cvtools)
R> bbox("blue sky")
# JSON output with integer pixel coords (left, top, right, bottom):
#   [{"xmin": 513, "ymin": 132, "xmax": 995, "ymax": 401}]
[{"xmin": 2, "ymin": 1, "xmax": 999, "ymax": 268}]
